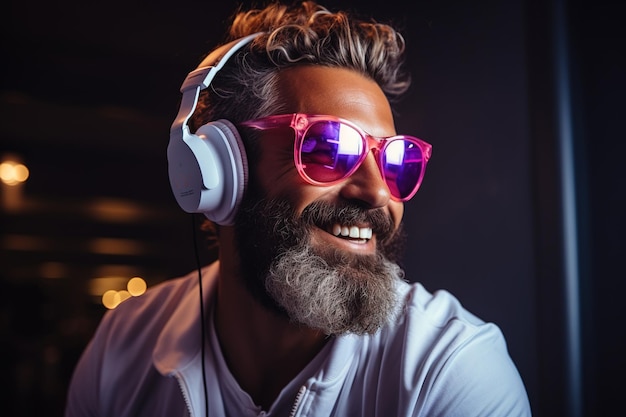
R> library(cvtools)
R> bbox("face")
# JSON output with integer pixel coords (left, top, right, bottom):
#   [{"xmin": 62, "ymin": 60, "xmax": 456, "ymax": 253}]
[
  {"xmin": 257, "ymin": 66, "xmax": 405, "ymax": 232},
  {"xmin": 234, "ymin": 66, "xmax": 408, "ymax": 335}
]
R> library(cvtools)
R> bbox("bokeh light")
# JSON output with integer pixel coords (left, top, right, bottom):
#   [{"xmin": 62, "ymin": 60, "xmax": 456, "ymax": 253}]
[
  {"xmin": 100, "ymin": 276, "xmax": 147, "ymax": 309},
  {"xmin": 127, "ymin": 277, "xmax": 147, "ymax": 296},
  {"xmin": 0, "ymin": 160, "xmax": 29, "ymax": 186}
]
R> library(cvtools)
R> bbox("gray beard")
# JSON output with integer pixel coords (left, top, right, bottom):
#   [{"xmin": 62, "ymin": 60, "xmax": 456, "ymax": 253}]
[
  {"xmin": 234, "ymin": 196, "xmax": 407, "ymax": 336},
  {"xmin": 266, "ymin": 243, "xmax": 405, "ymax": 335}
]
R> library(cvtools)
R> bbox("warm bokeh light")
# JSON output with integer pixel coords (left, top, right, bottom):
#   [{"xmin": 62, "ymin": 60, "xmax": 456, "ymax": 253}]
[
  {"xmin": 98, "ymin": 276, "xmax": 148, "ymax": 309},
  {"xmin": 0, "ymin": 160, "xmax": 29, "ymax": 186},
  {"xmin": 102, "ymin": 289, "xmax": 119, "ymax": 309},
  {"xmin": 117, "ymin": 290, "xmax": 131, "ymax": 304},
  {"xmin": 127, "ymin": 276, "xmax": 147, "ymax": 296},
  {"xmin": 1, "ymin": 155, "xmax": 29, "ymax": 211}
]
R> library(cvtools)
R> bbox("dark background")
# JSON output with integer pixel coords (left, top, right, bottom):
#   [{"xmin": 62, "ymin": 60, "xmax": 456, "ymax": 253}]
[{"xmin": 1, "ymin": 0, "xmax": 624, "ymax": 416}]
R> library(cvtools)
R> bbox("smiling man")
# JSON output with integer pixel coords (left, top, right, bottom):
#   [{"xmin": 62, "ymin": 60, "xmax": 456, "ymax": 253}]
[
  {"xmin": 233, "ymin": 66, "xmax": 409, "ymax": 337},
  {"xmin": 65, "ymin": 2, "xmax": 532, "ymax": 416}
]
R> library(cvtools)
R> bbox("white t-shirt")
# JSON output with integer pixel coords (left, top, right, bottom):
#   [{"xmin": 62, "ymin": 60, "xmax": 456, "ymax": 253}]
[{"xmin": 65, "ymin": 262, "xmax": 532, "ymax": 417}]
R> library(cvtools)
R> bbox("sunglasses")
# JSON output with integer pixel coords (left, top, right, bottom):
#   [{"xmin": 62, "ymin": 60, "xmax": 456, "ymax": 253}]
[{"xmin": 240, "ymin": 113, "xmax": 432, "ymax": 201}]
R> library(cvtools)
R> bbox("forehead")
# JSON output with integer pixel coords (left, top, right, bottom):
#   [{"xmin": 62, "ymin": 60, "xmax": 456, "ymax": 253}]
[{"xmin": 275, "ymin": 66, "xmax": 396, "ymax": 137}]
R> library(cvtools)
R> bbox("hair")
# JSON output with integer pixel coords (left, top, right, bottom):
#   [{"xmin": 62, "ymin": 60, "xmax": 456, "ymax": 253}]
[{"xmin": 189, "ymin": 0, "xmax": 411, "ymax": 131}]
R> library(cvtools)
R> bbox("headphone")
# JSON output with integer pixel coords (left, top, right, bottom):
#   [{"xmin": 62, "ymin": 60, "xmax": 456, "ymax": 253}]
[{"xmin": 167, "ymin": 33, "xmax": 262, "ymax": 226}]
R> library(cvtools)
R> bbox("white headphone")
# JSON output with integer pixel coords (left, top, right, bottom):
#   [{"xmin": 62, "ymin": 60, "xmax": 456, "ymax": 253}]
[{"xmin": 167, "ymin": 33, "xmax": 262, "ymax": 225}]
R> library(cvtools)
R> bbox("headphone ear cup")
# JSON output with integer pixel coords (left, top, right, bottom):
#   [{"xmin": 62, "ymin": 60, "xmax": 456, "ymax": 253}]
[
  {"xmin": 197, "ymin": 119, "xmax": 248, "ymax": 225},
  {"xmin": 167, "ymin": 119, "xmax": 247, "ymax": 226},
  {"xmin": 196, "ymin": 119, "xmax": 248, "ymax": 226}
]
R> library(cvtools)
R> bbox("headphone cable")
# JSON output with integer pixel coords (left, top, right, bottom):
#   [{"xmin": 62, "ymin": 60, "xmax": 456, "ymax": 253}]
[{"xmin": 191, "ymin": 214, "xmax": 209, "ymax": 417}]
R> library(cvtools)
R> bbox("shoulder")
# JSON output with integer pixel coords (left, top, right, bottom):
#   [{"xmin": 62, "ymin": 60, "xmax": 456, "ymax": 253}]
[
  {"xmin": 394, "ymin": 281, "xmax": 516, "ymax": 366},
  {"xmin": 401, "ymin": 281, "xmax": 484, "ymax": 325},
  {"xmin": 379, "ymin": 282, "xmax": 532, "ymax": 415},
  {"xmin": 82, "ymin": 265, "xmax": 213, "ymax": 367},
  {"xmin": 390, "ymin": 281, "xmax": 488, "ymax": 345},
  {"xmin": 65, "ymin": 264, "xmax": 218, "ymax": 416},
  {"xmin": 97, "ymin": 268, "xmax": 200, "ymax": 338}
]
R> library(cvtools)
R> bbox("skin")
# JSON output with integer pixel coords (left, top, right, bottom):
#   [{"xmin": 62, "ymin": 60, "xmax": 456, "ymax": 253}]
[{"xmin": 214, "ymin": 65, "xmax": 404, "ymax": 409}]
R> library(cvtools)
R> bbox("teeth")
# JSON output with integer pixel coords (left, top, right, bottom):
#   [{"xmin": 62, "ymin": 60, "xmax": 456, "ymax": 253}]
[{"xmin": 332, "ymin": 224, "xmax": 372, "ymax": 240}]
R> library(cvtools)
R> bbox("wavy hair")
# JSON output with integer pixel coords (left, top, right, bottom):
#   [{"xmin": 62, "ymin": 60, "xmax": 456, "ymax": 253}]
[{"xmin": 189, "ymin": 1, "xmax": 410, "ymax": 130}]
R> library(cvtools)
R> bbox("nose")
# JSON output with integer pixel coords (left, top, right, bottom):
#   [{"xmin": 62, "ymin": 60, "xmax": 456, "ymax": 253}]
[{"xmin": 339, "ymin": 151, "xmax": 391, "ymax": 208}]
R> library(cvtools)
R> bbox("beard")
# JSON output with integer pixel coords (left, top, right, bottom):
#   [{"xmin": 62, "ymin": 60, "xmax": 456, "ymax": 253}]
[{"xmin": 233, "ymin": 190, "xmax": 408, "ymax": 336}]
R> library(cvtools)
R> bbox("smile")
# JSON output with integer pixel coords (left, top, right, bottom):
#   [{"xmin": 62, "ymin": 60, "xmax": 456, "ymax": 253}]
[{"xmin": 330, "ymin": 224, "xmax": 373, "ymax": 241}]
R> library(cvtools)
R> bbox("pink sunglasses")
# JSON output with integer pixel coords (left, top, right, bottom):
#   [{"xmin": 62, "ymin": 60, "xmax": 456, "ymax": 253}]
[{"xmin": 240, "ymin": 113, "xmax": 432, "ymax": 201}]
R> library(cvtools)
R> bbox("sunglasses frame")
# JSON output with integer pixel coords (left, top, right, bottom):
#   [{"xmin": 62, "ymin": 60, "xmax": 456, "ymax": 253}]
[{"xmin": 240, "ymin": 113, "xmax": 432, "ymax": 201}]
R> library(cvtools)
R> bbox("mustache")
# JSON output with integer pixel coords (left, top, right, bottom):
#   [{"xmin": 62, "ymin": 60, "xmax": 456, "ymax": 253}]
[
  {"xmin": 236, "ymin": 196, "xmax": 400, "ymax": 257},
  {"xmin": 299, "ymin": 201, "xmax": 396, "ymax": 243}
]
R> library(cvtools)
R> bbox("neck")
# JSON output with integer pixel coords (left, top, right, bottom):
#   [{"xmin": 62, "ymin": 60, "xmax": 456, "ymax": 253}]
[{"xmin": 214, "ymin": 227, "xmax": 328, "ymax": 410}]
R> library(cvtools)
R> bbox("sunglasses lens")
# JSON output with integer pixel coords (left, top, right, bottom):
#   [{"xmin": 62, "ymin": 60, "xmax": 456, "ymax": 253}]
[
  {"xmin": 382, "ymin": 139, "xmax": 424, "ymax": 200},
  {"xmin": 299, "ymin": 121, "xmax": 364, "ymax": 182}
]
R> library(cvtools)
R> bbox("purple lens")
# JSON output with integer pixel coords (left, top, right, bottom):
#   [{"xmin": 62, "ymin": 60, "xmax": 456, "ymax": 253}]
[
  {"xmin": 382, "ymin": 140, "xmax": 424, "ymax": 200},
  {"xmin": 300, "ymin": 121, "xmax": 364, "ymax": 182}
]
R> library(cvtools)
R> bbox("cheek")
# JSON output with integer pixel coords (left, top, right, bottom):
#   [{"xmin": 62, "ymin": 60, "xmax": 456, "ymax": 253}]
[
  {"xmin": 253, "ymin": 136, "xmax": 335, "ymax": 211},
  {"xmin": 251, "ymin": 128, "xmax": 298, "ymax": 194},
  {"xmin": 254, "ymin": 144, "xmax": 297, "ymax": 196},
  {"xmin": 254, "ymin": 154, "xmax": 326, "ymax": 215},
  {"xmin": 290, "ymin": 184, "xmax": 336, "ymax": 215},
  {"xmin": 389, "ymin": 201, "xmax": 404, "ymax": 230},
  {"xmin": 268, "ymin": 177, "xmax": 333, "ymax": 216},
  {"xmin": 255, "ymin": 162, "xmax": 295, "ymax": 196}
]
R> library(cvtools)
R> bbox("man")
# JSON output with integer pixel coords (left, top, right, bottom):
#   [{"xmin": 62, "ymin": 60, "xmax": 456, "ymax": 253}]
[{"xmin": 65, "ymin": 1, "xmax": 532, "ymax": 416}]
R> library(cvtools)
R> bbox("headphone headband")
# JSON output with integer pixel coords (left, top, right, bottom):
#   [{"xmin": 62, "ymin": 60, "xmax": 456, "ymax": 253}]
[{"xmin": 171, "ymin": 32, "xmax": 263, "ymax": 140}]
